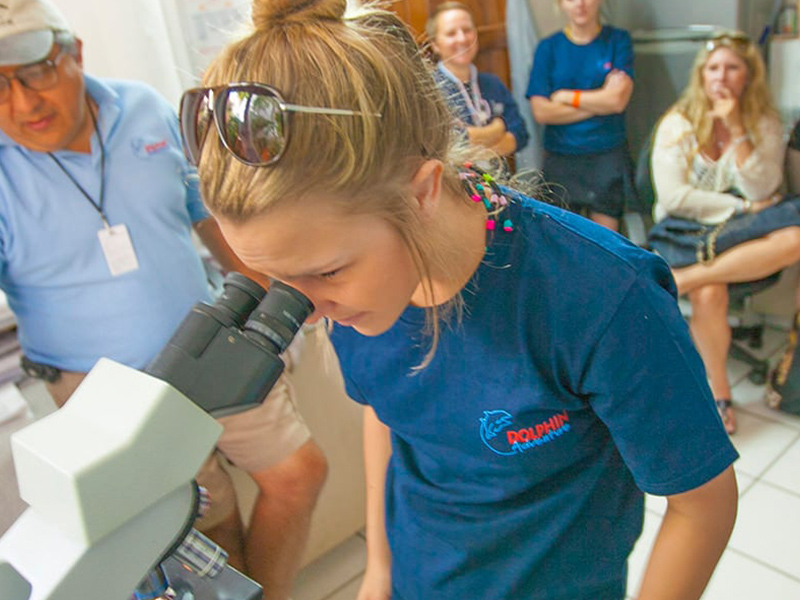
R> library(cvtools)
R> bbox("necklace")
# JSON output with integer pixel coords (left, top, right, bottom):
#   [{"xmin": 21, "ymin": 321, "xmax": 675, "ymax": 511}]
[
  {"xmin": 458, "ymin": 162, "xmax": 513, "ymax": 234},
  {"xmin": 47, "ymin": 97, "xmax": 108, "ymax": 227}
]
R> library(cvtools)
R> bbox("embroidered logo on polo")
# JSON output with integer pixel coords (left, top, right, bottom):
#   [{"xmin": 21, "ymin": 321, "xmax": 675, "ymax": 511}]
[
  {"xmin": 131, "ymin": 137, "xmax": 170, "ymax": 158},
  {"xmin": 479, "ymin": 409, "xmax": 571, "ymax": 456}
]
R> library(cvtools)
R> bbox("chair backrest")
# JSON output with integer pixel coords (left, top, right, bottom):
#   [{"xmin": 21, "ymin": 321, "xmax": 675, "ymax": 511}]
[
  {"xmin": 633, "ymin": 130, "xmax": 657, "ymax": 215},
  {"xmin": 620, "ymin": 130, "xmax": 657, "ymax": 246}
]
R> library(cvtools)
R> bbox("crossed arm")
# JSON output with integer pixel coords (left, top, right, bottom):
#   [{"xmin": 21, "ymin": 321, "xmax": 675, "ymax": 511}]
[{"xmin": 531, "ymin": 69, "xmax": 633, "ymax": 125}]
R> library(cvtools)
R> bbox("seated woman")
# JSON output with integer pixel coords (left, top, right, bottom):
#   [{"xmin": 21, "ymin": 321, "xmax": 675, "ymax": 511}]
[
  {"xmin": 527, "ymin": 0, "xmax": 636, "ymax": 232},
  {"xmin": 426, "ymin": 2, "xmax": 529, "ymax": 157},
  {"xmin": 648, "ymin": 30, "xmax": 800, "ymax": 435}
]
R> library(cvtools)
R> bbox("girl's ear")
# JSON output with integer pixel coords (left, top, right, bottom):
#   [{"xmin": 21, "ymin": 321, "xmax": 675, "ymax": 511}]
[{"xmin": 410, "ymin": 159, "xmax": 444, "ymax": 220}]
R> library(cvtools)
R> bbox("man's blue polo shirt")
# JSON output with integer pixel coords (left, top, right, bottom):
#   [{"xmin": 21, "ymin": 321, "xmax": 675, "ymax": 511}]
[{"xmin": 0, "ymin": 76, "xmax": 211, "ymax": 371}]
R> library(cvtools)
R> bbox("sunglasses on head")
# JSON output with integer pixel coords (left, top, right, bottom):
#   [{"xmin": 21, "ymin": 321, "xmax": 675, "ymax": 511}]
[
  {"xmin": 179, "ymin": 83, "xmax": 381, "ymax": 167},
  {"xmin": 705, "ymin": 31, "xmax": 750, "ymax": 53}
]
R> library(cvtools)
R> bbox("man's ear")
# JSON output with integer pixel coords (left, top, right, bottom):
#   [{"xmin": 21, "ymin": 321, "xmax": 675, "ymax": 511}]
[
  {"xmin": 410, "ymin": 159, "xmax": 444, "ymax": 220},
  {"xmin": 73, "ymin": 38, "xmax": 84, "ymax": 68}
]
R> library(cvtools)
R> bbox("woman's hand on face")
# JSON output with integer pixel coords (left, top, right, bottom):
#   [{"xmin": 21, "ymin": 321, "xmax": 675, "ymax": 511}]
[{"xmin": 709, "ymin": 86, "xmax": 742, "ymax": 129}]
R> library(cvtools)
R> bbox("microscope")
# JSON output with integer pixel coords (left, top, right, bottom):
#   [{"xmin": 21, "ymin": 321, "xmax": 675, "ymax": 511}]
[{"xmin": 0, "ymin": 273, "xmax": 314, "ymax": 600}]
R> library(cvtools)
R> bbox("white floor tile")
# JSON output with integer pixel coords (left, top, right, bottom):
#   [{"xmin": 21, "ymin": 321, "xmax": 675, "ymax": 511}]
[
  {"xmin": 762, "ymin": 434, "xmax": 800, "ymax": 496},
  {"xmin": 325, "ymin": 576, "xmax": 363, "ymax": 600},
  {"xmin": 701, "ymin": 548, "xmax": 800, "ymax": 599},
  {"xmin": 293, "ymin": 534, "xmax": 366, "ymax": 600},
  {"xmin": 733, "ymin": 365, "xmax": 800, "ymax": 431},
  {"xmin": 726, "ymin": 411, "xmax": 799, "ymax": 478},
  {"xmin": 728, "ymin": 481, "xmax": 800, "ymax": 580},
  {"xmin": 725, "ymin": 356, "xmax": 753, "ymax": 388}
]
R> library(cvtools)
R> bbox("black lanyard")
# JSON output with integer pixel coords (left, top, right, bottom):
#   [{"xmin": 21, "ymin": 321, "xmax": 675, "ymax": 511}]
[{"xmin": 48, "ymin": 98, "xmax": 108, "ymax": 228}]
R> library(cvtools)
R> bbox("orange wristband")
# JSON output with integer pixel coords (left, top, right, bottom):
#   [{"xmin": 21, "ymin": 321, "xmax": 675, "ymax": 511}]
[{"xmin": 572, "ymin": 90, "xmax": 581, "ymax": 108}]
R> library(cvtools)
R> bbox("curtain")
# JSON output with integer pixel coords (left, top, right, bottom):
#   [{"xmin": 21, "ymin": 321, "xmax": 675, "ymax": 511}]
[{"xmin": 506, "ymin": 0, "xmax": 542, "ymax": 171}]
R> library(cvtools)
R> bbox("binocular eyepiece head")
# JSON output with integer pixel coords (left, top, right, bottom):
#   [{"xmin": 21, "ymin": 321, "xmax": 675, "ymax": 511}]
[{"xmin": 209, "ymin": 273, "xmax": 314, "ymax": 354}]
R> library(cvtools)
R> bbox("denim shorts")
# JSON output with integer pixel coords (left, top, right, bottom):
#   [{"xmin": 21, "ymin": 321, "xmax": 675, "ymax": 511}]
[{"xmin": 649, "ymin": 196, "xmax": 800, "ymax": 268}]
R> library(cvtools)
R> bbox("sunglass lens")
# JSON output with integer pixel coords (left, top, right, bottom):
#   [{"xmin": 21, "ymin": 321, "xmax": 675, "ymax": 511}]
[
  {"xmin": 221, "ymin": 88, "xmax": 286, "ymax": 166},
  {"xmin": 180, "ymin": 90, "xmax": 212, "ymax": 165}
]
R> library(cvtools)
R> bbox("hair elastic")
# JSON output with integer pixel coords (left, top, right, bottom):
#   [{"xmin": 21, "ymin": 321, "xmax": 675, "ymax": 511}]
[
  {"xmin": 572, "ymin": 90, "xmax": 581, "ymax": 108},
  {"xmin": 458, "ymin": 163, "xmax": 513, "ymax": 235}
]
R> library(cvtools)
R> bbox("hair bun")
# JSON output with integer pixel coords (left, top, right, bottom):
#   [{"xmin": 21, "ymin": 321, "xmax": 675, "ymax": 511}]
[{"xmin": 252, "ymin": 0, "xmax": 347, "ymax": 28}]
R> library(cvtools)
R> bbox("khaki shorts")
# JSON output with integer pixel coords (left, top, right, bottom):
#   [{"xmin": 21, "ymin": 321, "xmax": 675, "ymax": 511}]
[{"xmin": 45, "ymin": 328, "xmax": 314, "ymax": 530}]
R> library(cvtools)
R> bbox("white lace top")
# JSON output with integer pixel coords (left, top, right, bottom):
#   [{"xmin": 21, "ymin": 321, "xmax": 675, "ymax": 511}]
[{"xmin": 651, "ymin": 111, "xmax": 786, "ymax": 224}]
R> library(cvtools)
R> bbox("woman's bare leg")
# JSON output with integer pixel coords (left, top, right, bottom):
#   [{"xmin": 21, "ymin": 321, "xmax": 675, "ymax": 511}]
[
  {"xmin": 688, "ymin": 284, "xmax": 736, "ymax": 434},
  {"xmin": 673, "ymin": 227, "xmax": 800, "ymax": 296}
]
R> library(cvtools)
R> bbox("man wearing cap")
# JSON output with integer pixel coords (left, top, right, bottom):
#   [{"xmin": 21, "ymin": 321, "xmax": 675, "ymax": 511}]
[{"xmin": 0, "ymin": 1, "xmax": 328, "ymax": 598}]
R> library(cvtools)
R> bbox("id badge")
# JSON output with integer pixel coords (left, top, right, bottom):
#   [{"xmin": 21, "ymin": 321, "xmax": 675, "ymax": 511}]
[{"xmin": 98, "ymin": 224, "xmax": 139, "ymax": 276}]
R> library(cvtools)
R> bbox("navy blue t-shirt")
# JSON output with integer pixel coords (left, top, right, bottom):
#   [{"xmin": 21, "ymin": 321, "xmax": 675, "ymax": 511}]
[
  {"xmin": 330, "ymin": 194, "xmax": 737, "ymax": 599},
  {"xmin": 434, "ymin": 64, "xmax": 530, "ymax": 151},
  {"xmin": 527, "ymin": 26, "xmax": 634, "ymax": 155}
]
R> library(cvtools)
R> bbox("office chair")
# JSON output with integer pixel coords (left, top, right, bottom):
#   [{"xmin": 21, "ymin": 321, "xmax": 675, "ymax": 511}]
[{"xmin": 623, "ymin": 134, "xmax": 777, "ymax": 384}]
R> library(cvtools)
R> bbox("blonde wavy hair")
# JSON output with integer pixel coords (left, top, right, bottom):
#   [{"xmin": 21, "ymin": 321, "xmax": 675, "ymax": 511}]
[
  {"xmin": 670, "ymin": 30, "xmax": 778, "ymax": 150},
  {"xmin": 196, "ymin": 0, "xmax": 479, "ymax": 366}
]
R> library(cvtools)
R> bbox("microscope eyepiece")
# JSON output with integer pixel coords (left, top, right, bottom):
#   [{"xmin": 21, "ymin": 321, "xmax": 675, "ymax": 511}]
[
  {"xmin": 205, "ymin": 272, "xmax": 267, "ymax": 328},
  {"xmin": 243, "ymin": 280, "xmax": 315, "ymax": 354}
]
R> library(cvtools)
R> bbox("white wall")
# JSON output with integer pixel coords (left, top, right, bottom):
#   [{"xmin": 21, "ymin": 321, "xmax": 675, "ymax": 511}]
[
  {"xmin": 57, "ymin": 0, "xmax": 188, "ymax": 107},
  {"xmin": 54, "ymin": 0, "xmax": 366, "ymax": 109}
]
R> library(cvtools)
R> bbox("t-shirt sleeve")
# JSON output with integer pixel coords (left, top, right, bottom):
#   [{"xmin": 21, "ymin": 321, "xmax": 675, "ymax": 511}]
[
  {"xmin": 578, "ymin": 254, "xmax": 738, "ymax": 495},
  {"xmin": 613, "ymin": 29, "xmax": 635, "ymax": 78},
  {"xmin": 526, "ymin": 39, "xmax": 553, "ymax": 99}
]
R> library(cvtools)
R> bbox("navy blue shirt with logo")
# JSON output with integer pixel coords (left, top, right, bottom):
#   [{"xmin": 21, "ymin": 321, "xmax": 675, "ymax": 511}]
[
  {"xmin": 330, "ymin": 194, "xmax": 738, "ymax": 599},
  {"xmin": 527, "ymin": 25, "xmax": 633, "ymax": 155}
]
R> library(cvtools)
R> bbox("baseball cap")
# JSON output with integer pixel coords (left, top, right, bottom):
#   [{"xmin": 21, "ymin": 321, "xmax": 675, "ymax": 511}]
[{"xmin": 0, "ymin": 0, "xmax": 72, "ymax": 67}]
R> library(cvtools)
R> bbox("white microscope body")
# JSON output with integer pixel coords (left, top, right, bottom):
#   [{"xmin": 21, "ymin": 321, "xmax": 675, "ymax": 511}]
[
  {"xmin": 0, "ymin": 274, "xmax": 313, "ymax": 600},
  {"xmin": 0, "ymin": 359, "xmax": 221, "ymax": 600}
]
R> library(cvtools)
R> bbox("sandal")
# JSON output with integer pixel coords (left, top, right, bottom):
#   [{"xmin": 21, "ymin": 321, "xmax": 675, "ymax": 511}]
[{"xmin": 715, "ymin": 398, "xmax": 737, "ymax": 435}]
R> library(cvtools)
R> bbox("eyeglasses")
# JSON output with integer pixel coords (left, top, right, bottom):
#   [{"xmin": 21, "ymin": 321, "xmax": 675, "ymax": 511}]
[
  {"xmin": 706, "ymin": 31, "xmax": 750, "ymax": 53},
  {"xmin": 0, "ymin": 49, "xmax": 66, "ymax": 103},
  {"xmin": 179, "ymin": 83, "xmax": 381, "ymax": 167}
]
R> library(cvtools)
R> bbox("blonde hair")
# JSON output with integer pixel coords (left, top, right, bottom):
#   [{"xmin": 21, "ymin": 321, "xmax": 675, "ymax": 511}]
[
  {"xmin": 670, "ymin": 31, "xmax": 778, "ymax": 151},
  {"xmin": 197, "ymin": 0, "xmax": 478, "ymax": 366}
]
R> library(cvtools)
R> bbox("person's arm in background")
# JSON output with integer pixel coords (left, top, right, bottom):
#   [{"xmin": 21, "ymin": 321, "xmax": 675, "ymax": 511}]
[
  {"xmin": 637, "ymin": 466, "xmax": 737, "ymax": 600},
  {"xmin": 549, "ymin": 68, "xmax": 633, "ymax": 116},
  {"xmin": 651, "ymin": 112, "xmax": 747, "ymax": 222},
  {"xmin": 528, "ymin": 35, "xmax": 594, "ymax": 125},
  {"xmin": 549, "ymin": 29, "xmax": 635, "ymax": 117},
  {"xmin": 466, "ymin": 117, "xmax": 516, "ymax": 155},
  {"xmin": 474, "ymin": 74, "xmax": 529, "ymax": 155},
  {"xmin": 356, "ymin": 406, "xmax": 393, "ymax": 600},
  {"xmin": 728, "ymin": 116, "xmax": 786, "ymax": 200},
  {"xmin": 193, "ymin": 217, "xmax": 272, "ymax": 290}
]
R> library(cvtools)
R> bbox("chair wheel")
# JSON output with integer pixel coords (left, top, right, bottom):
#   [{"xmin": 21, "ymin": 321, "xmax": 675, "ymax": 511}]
[
  {"xmin": 748, "ymin": 328, "xmax": 764, "ymax": 349},
  {"xmin": 748, "ymin": 366, "xmax": 768, "ymax": 385}
]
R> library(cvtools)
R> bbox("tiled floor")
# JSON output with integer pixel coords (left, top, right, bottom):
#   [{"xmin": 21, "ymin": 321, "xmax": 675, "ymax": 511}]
[{"xmin": 292, "ymin": 323, "xmax": 800, "ymax": 600}]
